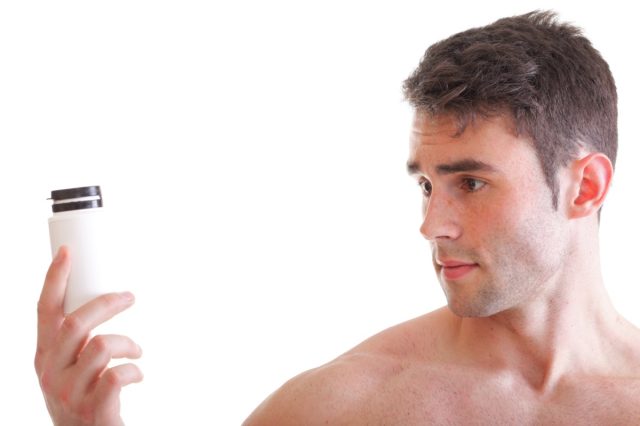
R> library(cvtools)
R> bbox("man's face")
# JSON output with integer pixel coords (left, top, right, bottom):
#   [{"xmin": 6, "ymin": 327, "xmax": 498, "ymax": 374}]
[{"xmin": 407, "ymin": 112, "xmax": 570, "ymax": 317}]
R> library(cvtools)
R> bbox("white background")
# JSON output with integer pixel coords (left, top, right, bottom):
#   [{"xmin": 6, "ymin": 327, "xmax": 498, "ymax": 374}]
[{"xmin": 1, "ymin": 1, "xmax": 638, "ymax": 424}]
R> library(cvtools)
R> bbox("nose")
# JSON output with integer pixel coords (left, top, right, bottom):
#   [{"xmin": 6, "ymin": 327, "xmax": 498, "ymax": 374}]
[{"xmin": 419, "ymin": 191, "xmax": 462, "ymax": 241}]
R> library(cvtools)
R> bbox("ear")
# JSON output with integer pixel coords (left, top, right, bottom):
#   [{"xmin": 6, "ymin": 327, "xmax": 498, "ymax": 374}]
[{"xmin": 567, "ymin": 153, "xmax": 613, "ymax": 219}]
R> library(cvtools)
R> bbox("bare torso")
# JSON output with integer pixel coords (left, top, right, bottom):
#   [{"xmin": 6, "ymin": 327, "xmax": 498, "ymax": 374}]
[{"xmin": 244, "ymin": 308, "xmax": 640, "ymax": 425}]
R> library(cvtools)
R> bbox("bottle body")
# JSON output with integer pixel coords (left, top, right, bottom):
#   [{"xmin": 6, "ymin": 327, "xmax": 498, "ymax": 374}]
[{"xmin": 48, "ymin": 186, "xmax": 109, "ymax": 314}]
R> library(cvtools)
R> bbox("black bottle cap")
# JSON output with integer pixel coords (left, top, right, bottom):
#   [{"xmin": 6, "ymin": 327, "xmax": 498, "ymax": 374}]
[
  {"xmin": 51, "ymin": 185, "xmax": 102, "ymax": 201},
  {"xmin": 50, "ymin": 186, "xmax": 103, "ymax": 213}
]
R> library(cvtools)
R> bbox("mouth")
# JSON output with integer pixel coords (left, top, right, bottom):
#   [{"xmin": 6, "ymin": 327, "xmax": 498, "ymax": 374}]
[{"xmin": 437, "ymin": 260, "xmax": 479, "ymax": 280}]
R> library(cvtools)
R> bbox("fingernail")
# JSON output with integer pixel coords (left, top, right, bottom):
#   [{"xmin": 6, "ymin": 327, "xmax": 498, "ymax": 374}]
[{"xmin": 120, "ymin": 292, "xmax": 135, "ymax": 302}]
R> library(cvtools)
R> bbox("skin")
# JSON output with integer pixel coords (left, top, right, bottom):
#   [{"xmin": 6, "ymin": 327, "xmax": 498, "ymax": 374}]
[
  {"xmin": 243, "ymin": 113, "xmax": 640, "ymax": 425},
  {"xmin": 35, "ymin": 246, "xmax": 143, "ymax": 426}
]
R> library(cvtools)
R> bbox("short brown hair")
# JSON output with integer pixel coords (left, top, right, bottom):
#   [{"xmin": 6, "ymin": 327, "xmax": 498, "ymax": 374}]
[{"xmin": 403, "ymin": 11, "xmax": 617, "ymax": 208}]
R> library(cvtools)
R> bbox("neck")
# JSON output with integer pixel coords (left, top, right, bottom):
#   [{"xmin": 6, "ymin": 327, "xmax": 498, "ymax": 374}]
[{"xmin": 452, "ymin": 227, "xmax": 632, "ymax": 394}]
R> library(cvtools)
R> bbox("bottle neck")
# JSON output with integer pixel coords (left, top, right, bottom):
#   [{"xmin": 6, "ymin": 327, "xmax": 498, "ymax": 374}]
[{"xmin": 51, "ymin": 207, "xmax": 104, "ymax": 218}]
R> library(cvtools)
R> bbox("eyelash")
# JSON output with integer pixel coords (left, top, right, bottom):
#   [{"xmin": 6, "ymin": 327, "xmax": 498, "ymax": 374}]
[{"xmin": 418, "ymin": 178, "xmax": 486, "ymax": 197}]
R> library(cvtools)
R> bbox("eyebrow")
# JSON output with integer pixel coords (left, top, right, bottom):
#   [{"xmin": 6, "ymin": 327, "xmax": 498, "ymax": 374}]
[{"xmin": 406, "ymin": 159, "xmax": 499, "ymax": 176}]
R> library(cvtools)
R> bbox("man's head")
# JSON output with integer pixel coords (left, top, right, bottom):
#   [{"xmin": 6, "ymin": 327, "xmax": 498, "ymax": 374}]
[
  {"xmin": 404, "ymin": 11, "xmax": 617, "ymax": 317},
  {"xmin": 403, "ymin": 10, "xmax": 617, "ymax": 208}
]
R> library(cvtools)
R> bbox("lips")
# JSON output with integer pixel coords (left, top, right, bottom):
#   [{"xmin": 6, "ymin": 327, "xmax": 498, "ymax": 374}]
[{"xmin": 437, "ymin": 259, "xmax": 478, "ymax": 280}]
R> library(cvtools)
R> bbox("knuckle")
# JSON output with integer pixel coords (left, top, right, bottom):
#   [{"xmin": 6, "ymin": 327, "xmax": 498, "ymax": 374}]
[
  {"xmin": 61, "ymin": 315, "xmax": 84, "ymax": 336},
  {"xmin": 89, "ymin": 335, "xmax": 111, "ymax": 357},
  {"xmin": 39, "ymin": 369, "xmax": 54, "ymax": 394},
  {"xmin": 103, "ymin": 368, "xmax": 122, "ymax": 387}
]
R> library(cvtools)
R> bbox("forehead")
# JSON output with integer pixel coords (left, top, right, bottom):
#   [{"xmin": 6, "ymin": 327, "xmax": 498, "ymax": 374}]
[{"xmin": 408, "ymin": 112, "xmax": 538, "ymax": 175}]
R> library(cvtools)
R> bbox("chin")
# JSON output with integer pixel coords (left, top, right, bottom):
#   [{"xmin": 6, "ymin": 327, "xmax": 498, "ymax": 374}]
[
  {"xmin": 442, "ymin": 278, "xmax": 512, "ymax": 318},
  {"xmin": 448, "ymin": 304, "xmax": 492, "ymax": 318},
  {"xmin": 446, "ymin": 296, "xmax": 507, "ymax": 318}
]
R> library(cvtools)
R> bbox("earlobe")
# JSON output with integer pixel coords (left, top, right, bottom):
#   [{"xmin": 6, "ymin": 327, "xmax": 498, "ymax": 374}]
[{"xmin": 568, "ymin": 153, "xmax": 613, "ymax": 219}]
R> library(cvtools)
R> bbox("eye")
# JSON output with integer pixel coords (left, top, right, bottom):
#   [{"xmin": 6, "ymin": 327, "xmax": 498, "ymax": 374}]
[
  {"xmin": 418, "ymin": 179, "xmax": 432, "ymax": 197},
  {"xmin": 461, "ymin": 178, "xmax": 486, "ymax": 193}
]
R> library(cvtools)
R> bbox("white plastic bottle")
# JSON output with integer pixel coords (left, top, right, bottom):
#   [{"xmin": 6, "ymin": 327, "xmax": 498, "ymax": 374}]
[{"xmin": 48, "ymin": 186, "xmax": 109, "ymax": 314}]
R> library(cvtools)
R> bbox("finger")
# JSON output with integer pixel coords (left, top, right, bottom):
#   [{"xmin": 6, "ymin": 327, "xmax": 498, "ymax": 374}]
[
  {"xmin": 93, "ymin": 363, "xmax": 143, "ymax": 424},
  {"xmin": 72, "ymin": 335, "xmax": 142, "ymax": 402},
  {"xmin": 36, "ymin": 246, "xmax": 71, "ymax": 362},
  {"xmin": 51, "ymin": 292, "xmax": 136, "ymax": 371}
]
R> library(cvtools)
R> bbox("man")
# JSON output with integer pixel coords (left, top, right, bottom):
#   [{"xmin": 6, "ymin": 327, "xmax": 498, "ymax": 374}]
[
  {"xmin": 35, "ymin": 10, "xmax": 639, "ymax": 425},
  {"xmin": 242, "ymin": 11, "xmax": 640, "ymax": 424}
]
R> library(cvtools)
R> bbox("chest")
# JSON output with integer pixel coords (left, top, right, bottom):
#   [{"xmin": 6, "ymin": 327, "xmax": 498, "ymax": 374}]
[{"xmin": 355, "ymin": 370, "xmax": 640, "ymax": 425}]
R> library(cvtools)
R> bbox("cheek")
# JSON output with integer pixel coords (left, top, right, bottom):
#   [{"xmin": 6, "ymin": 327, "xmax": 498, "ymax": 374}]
[
  {"xmin": 462, "ymin": 189, "xmax": 540, "ymax": 249},
  {"xmin": 489, "ymin": 194, "xmax": 566, "ymax": 271},
  {"xmin": 478, "ymin": 178, "xmax": 551, "ymax": 237},
  {"xmin": 461, "ymin": 193, "xmax": 514, "ymax": 238}
]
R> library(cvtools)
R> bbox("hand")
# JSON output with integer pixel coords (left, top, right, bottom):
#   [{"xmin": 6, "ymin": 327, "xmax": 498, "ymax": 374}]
[{"xmin": 35, "ymin": 246, "xmax": 143, "ymax": 426}]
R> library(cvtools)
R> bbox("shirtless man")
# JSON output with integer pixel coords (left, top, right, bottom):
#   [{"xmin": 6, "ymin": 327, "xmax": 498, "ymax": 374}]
[
  {"xmin": 243, "ymin": 11, "xmax": 640, "ymax": 425},
  {"xmin": 35, "ymin": 11, "xmax": 639, "ymax": 426}
]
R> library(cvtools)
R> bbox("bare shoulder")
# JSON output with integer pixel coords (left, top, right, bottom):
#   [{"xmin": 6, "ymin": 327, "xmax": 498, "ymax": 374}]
[
  {"xmin": 242, "ymin": 350, "xmax": 395, "ymax": 426},
  {"xmin": 243, "ymin": 308, "xmax": 452, "ymax": 426}
]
